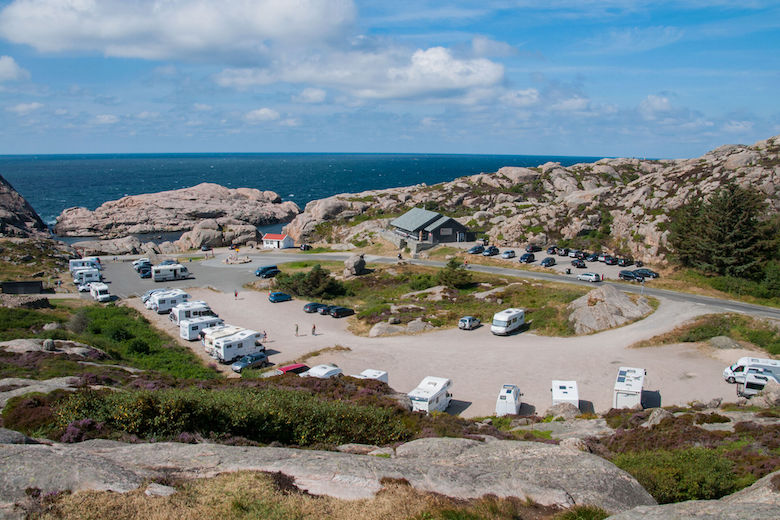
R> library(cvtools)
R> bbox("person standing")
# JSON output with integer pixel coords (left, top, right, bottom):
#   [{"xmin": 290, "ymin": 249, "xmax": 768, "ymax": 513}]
[
  {"xmin": 312, "ymin": 324, "xmax": 316, "ymax": 336},
  {"xmin": 234, "ymin": 289, "xmax": 238, "ymax": 299},
  {"xmin": 295, "ymin": 324, "xmax": 299, "ymax": 336}
]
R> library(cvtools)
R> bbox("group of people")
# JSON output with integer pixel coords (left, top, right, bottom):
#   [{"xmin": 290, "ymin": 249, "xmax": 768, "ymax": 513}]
[{"xmin": 294, "ymin": 324, "xmax": 317, "ymax": 336}]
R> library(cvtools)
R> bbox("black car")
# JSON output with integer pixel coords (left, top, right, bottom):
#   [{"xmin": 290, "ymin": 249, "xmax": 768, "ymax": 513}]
[
  {"xmin": 575, "ymin": 250, "xmax": 588, "ymax": 260},
  {"xmin": 617, "ymin": 257, "xmax": 634, "ymax": 267},
  {"xmin": 557, "ymin": 247, "xmax": 570, "ymax": 257},
  {"xmin": 482, "ymin": 245, "xmax": 500, "ymax": 256},
  {"xmin": 303, "ymin": 302, "xmax": 328, "ymax": 313},
  {"xmin": 526, "ymin": 244, "xmax": 542, "ymax": 253},
  {"xmin": 571, "ymin": 259, "xmax": 586, "ymax": 268},
  {"xmin": 258, "ymin": 268, "xmax": 281, "ymax": 279},
  {"xmin": 540, "ymin": 257, "xmax": 556, "ymax": 267},
  {"xmin": 547, "ymin": 246, "xmax": 558, "ymax": 255},
  {"xmin": 317, "ymin": 304, "xmax": 338, "ymax": 315},
  {"xmin": 519, "ymin": 253, "xmax": 535, "ymax": 263},
  {"xmin": 586, "ymin": 253, "xmax": 600, "ymax": 262},
  {"xmin": 300, "ymin": 244, "xmax": 312, "ymax": 251},
  {"xmin": 467, "ymin": 245, "xmax": 485, "ymax": 254},
  {"xmin": 604, "ymin": 256, "xmax": 618, "ymax": 265},
  {"xmin": 255, "ymin": 264, "xmax": 278, "ymax": 277},
  {"xmin": 329, "ymin": 307, "xmax": 355, "ymax": 318},
  {"xmin": 619, "ymin": 270, "xmax": 644, "ymax": 282},
  {"xmin": 634, "ymin": 268, "xmax": 659, "ymax": 279}
]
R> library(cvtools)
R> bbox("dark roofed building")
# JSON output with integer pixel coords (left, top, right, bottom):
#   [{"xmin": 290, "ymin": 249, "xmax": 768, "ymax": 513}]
[{"xmin": 390, "ymin": 207, "xmax": 471, "ymax": 244}]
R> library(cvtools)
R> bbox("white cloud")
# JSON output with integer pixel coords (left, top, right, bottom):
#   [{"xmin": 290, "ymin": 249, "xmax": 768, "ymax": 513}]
[
  {"xmin": 551, "ymin": 96, "xmax": 590, "ymax": 112},
  {"xmin": 245, "ymin": 107, "xmax": 280, "ymax": 122},
  {"xmin": 639, "ymin": 94, "xmax": 673, "ymax": 120},
  {"xmin": 500, "ymin": 88, "xmax": 540, "ymax": 108},
  {"xmin": 93, "ymin": 114, "xmax": 119, "ymax": 124},
  {"xmin": 280, "ymin": 118, "xmax": 299, "ymax": 127},
  {"xmin": 0, "ymin": 0, "xmax": 356, "ymax": 61},
  {"xmin": 193, "ymin": 103, "xmax": 213, "ymax": 111},
  {"xmin": 0, "ymin": 55, "xmax": 29, "ymax": 82},
  {"xmin": 471, "ymin": 36, "xmax": 516, "ymax": 58},
  {"xmin": 723, "ymin": 120, "xmax": 754, "ymax": 133},
  {"xmin": 293, "ymin": 87, "xmax": 326, "ymax": 103},
  {"xmin": 585, "ymin": 26, "xmax": 684, "ymax": 54},
  {"xmin": 136, "ymin": 111, "xmax": 159, "ymax": 119},
  {"xmin": 6, "ymin": 101, "xmax": 42, "ymax": 114}
]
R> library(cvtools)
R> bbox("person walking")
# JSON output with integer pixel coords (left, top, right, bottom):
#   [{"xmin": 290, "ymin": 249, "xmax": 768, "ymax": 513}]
[
  {"xmin": 312, "ymin": 324, "xmax": 316, "ymax": 336},
  {"xmin": 295, "ymin": 324, "xmax": 299, "ymax": 336},
  {"xmin": 234, "ymin": 289, "xmax": 238, "ymax": 299}
]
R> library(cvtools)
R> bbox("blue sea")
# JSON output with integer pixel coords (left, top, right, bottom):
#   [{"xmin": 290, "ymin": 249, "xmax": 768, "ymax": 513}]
[{"xmin": 0, "ymin": 153, "xmax": 602, "ymax": 231}]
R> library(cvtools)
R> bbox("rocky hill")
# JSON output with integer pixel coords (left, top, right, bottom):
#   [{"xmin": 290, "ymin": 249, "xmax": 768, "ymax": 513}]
[
  {"xmin": 284, "ymin": 135, "xmax": 780, "ymax": 262},
  {"xmin": 53, "ymin": 182, "xmax": 301, "ymax": 238},
  {"xmin": 0, "ymin": 175, "xmax": 47, "ymax": 238}
]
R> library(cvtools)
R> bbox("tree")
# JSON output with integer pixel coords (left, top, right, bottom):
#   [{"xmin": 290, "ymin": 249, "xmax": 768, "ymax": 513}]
[
  {"xmin": 274, "ymin": 265, "xmax": 347, "ymax": 299},
  {"xmin": 436, "ymin": 258, "xmax": 472, "ymax": 289}
]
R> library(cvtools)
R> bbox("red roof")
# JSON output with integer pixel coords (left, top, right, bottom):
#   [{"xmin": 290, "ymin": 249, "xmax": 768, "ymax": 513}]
[{"xmin": 263, "ymin": 233, "xmax": 289, "ymax": 240}]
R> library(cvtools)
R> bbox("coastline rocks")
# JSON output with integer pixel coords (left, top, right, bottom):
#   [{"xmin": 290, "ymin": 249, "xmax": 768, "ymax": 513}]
[
  {"xmin": 71, "ymin": 236, "xmax": 144, "ymax": 255},
  {"xmin": 568, "ymin": 285, "xmax": 653, "ymax": 334},
  {"xmin": 0, "ymin": 174, "xmax": 47, "ymax": 238},
  {"xmin": 54, "ymin": 183, "xmax": 300, "ymax": 238}
]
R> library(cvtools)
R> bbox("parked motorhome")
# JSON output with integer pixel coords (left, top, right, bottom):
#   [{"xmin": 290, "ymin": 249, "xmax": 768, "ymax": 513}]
[
  {"xmin": 350, "ymin": 369, "xmax": 389, "ymax": 383},
  {"xmin": 495, "ymin": 384, "xmax": 523, "ymax": 416},
  {"xmin": 723, "ymin": 357, "xmax": 780, "ymax": 384},
  {"xmin": 211, "ymin": 329, "xmax": 262, "ymax": 363},
  {"xmin": 551, "ymin": 380, "xmax": 579, "ymax": 407},
  {"xmin": 736, "ymin": 371, "xmax": 775, "ymax": 398},
  {"xmin": 69, "ymin": 258, "xmax": 100, "ymax": 272},
  {"xmin": 180, "ymin": 316, "xmax": 224, "ymax": 341},
  {"xmin": 145, "ymin": 290, "xmax": 189, "ymax": 314},
  {"xmin": 144, "ymin": 289, "xmax": 184, "ymax": 309},
  {"xmin": 301, "ymin": 364, "xmax": 343, "ymax": 379},
  {"xmin": 169, "ymin": 301, "xmax": 214, "ymax": 325},
  {"xmin": 490, "ymin": 308, "xmax": 525, "ymax": 335},
  {"xmin": 201, "ymin": 324, "xmax": 245, "ymax": 354},
  {"xmin": 72, "ymin": 268, "xmax": 102, "ymax": 285},
  {"xmin": 408, "ymin": 376, "xmax": 452, "ymax": 413},
  {"xmin": 613, "ymin": 367, "xmax": 645, "ymax": 409},
  {"xmin": 89, "ymin": 282, "xmax": 111, "ymax": 303},
  {"xmin": 152, "ymin": 264, "xmax": 189, "ymax": 282}
]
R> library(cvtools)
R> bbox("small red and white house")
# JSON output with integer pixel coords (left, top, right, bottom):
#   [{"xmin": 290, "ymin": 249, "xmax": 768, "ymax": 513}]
[{"xmin": 261, "ymin": 233, "xmax": 295, "ymax": 249}]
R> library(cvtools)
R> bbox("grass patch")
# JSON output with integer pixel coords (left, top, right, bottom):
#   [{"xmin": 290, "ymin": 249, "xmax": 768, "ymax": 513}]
[{"xmin": 0, "ymin": 238, "xmax": 70, "ymax": 282}]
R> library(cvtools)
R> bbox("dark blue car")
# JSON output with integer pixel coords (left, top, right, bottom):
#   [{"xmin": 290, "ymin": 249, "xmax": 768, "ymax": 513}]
[{"xmin": 269, "ymin": 292, "xmax": 292, "ymax": 303}]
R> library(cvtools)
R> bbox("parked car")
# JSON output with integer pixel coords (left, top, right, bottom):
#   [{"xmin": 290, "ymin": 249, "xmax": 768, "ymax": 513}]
[
  {"xmin": 575, "ymin": 250, "xmax": 588, "ymax": 260},
  {"xmin": 269, "ymin": 292, "xmax": 292, "ymax": 303},
  {"xmin": 303, "ymin": 302, "xmax": 328, "ymax": 313},
  {"xmin": 617, "ymin": 257, "xmax": 634, "ymax": 267},
  {"xmin": 132, "ymin": 257, "xmax": 150, "ymax": 270},
  {"xmin": 257, "ymin": 268, "xmax": 281, "ymax": 279},
  {"xmin": 467, "ymin": 245, "xmax": 485, "ymax": 254},
  {"xmin": 519, "ymin": 253, "xmax": 535, "ymax": 263},
  {"xmin": 300, "ymin": 244, "xmax": 312, "ymax": 251},
  {"xmin": 482, "ymin": 245, "xmax": 499, "ymax": 256},
  {"xmin": 557, "ymin": 247, "xmax": 570, "ymax": 257},
  {"xmin": 138, "ymin": 267, "xmax": 152, "ymax": 278},
  {"xmin": 200, "ymin": 245, "xmax": 212, "ymax": 251},
  {"xmin": 540, "ymin": 257, "xmax": 556, "ymax": 267},
  {"xmin": 231, "ymin": 352, "xmax": 269, "ymax": 373},
  {"xmin": 526, "ymin": 244, "xmax": 542, "ymax": 252},
  {"xmin": 501, "ymin": 250, "xmax": 516, "ymax": 259},
  {"xmin": 634, "ymin": 268, "xmax": 659, "ymax": 279},
  {"xmin": 571, "ymin": 259, "xmax": 586, "ymax": 268},
  {"xmin": 604, "ymin": 256, "xmax": 618, "ymax": 265},
  {"xmin": 577, "ymin": 272, "xmax": 601, "ymax": 282},
  {"xmin": 255, "ymin": 264, "xmax": 278, "ymax": 277},
  {"xmin": 77, "ymin": 282, "xmax": 92, "ymax": 292},
  {"xmin": 597, "ymin": 253, "xmax": 607, "ymax": 262},
  {"xmin": 317, "ymin": 304, "xmax": 338, "ymax": 315},
  {"xmin": 568, "ymin": 249, "xmax": 579, "ymax": 258},
  {"xmin": 547, "ymin": 246, "xmax": 558, "ymax": 255},
  {"xmin": 329, "ymin": 306, "xmax": 355, "ymax": 318},
  {"xmin": 159, "ymin": 259, "xmax": 177, "ymax": 266},
  {"xmin": 458, "ymin": 316, "xmax": 481, "ymax": 330},
  {"xmin": 133, "ymin": 260, "xmax": 151, "ymax": 272},
  {"xmin": 619, "ymin": 270, "xmax": 644, "ymax": 282},
  {"xmin": 586, "ymin": 252, "xmax": 600, "ymax": 262}
]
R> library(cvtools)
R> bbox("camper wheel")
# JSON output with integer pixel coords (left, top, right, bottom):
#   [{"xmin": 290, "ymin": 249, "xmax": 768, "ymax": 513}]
[{"xmin": 727, "ymin": 376, "xmax": 735, "ymax": 384}]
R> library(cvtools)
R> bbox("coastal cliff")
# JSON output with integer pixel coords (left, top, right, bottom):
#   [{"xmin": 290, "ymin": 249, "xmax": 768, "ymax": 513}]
[
  {"xmin": 0, "ymin": 174, "xmax": 47, "ymax": 238},
  {"xmin": 284, "ymin": 135, "xmax": 780, "ymax": 262}
]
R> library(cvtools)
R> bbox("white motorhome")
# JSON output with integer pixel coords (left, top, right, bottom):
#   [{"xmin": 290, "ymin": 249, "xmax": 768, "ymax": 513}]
[
  {"xmin": 551, "ymin": 380, "xmax": 579, "ymax": 407},
  {"xmin": 408, "ymin": 376, "xmax": 452, "ymax": 413},
  {"xmin": 201, "ymin": 324, "xmax": 245, "ymax": 354},
  {"xmin": 180, "ymin": 316, "xmax": 224, "ymax": 341},
  {"xmin": 152, "ymin": 263, "xmax": 189, "ymax": 282},
  {"xmin": 490, "ymin": 308, "xmax": 525, "ymax": 335},
  {"xmin": 613, "ymin": 367, "xmax": 645, "ymax": 409},
  {"xmin": 168, "ymin": 301, "xmax": 214, "ymax": 325},
  {"xmin": 72, "ymin": 268, "xmax": 102, "ymax": 285},
  {"xmin": 89, "ymin": 282, "xmax": 111, "ymax": 303},
  {"xmin": 723, "ymin": 357, "xmax": 780, "ymax": 384},
  {"xmin": 349, "ymin": 369, "xmax": 389, "ymax": 383},
  {"xmin": 495, "ymin": 384, "xmax": 523, "ymax": 417},
  {"xmin": 211, "ymin": 329, "xmax": 262, "ymax": 363},
  {"xmin": 69, "ymin": 258, "xmax": 100, "ymax": 273},
  {"xmin": 145, "ymin": 290, "xmax": 189, "ymax": 314},
  {"xmin": 736, "ymin": 371, "xmax": 775, "ymax": 398},
  {"xmin": 301, "ymin": 364, "xmax": 343, "ymax": 379}
]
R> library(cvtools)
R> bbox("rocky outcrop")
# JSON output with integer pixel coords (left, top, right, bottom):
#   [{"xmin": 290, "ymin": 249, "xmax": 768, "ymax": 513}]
[
  {"xmin": 568, "ymin": 285, "xmax": 654, "ymax": 334},
  {"xmin": 54, "ymin": 183, "xmax": 300, "ymax": 238},
  {"xmin": 284, "ymin": 134, "xmax": 780, "ymax": 263},
  {"xmin": 343, "ymin": 254, "xmax": 368, "ymax": 277},
  {"xmin": 752, "ymin": 380, "xmax": 780, "ymax": 409},
  {"xmin": 0, "ymin": 174, "xmax": 47, "ymax": 237},
  {"xmin": 0, "ymin": 437, "xmax": 655, "ymax": 515}
]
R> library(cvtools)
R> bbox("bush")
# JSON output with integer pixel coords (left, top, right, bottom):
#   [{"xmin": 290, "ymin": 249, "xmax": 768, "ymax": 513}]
[
  {"xmin": 274, "ymin": 265, "xmax": 347, "ymax": 299},
  {"xmin": 436, "ymin": 258, "xmax": 472, "ymax": 289},
  {"xmin": 127, "ymin": 338, "xmax": 150, "ymax": 355},
  {"xmin": 612, "ymin": 448, "xmax": 736, "ymax": 503},
  {"xmin": 554, "ymin": 505, "xmax": 610, "ymax": 520},
  {"xmin": 2, "ymin": 391, "xmax": 69, "ymax": 437},
  {"xmin": 408, "ymin": 273, "xmax": 437, "ymax": 291}
]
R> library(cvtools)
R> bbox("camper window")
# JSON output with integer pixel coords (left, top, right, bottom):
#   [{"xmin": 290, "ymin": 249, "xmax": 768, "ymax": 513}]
[
  {"xmin": 410, "ymin": 396, "xmax": 427, "ymax": 402},
  {"xmin": 746, "ymin": 381, "xmax": 766, "ymax": 390},
  {"xmin": 734, "ymin": 366, "xmax": 744, "ymax": 373},
  {"xmin": 493, "ymin": 318, "xmax": 508, "ymax": 327}
]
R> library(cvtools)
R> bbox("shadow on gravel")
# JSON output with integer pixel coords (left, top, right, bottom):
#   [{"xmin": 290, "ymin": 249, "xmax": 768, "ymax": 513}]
[{"xmin": 447, "ymin": 399, "xmax": 472, "ymax": 415}]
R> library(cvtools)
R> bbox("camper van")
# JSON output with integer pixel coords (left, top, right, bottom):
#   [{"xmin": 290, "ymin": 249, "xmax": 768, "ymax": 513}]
[
  {"xmin": 736, "ymin": 371, "xmax": 775, "ymax": 398},
  {"xmin": 723, "ymin": 357, "xmax": 780, "ymax": 384},
  {"xmin": 145, "ymin": 290, "xmax": 189, "ymax": 313},
  {"xmin": 301, "ymin": 364, "xmax": 343, "ymax": 379},
  {"xmin": 211, "ymin": 329, "xmax": 262, "ymax": 363},
  {"xmin": 551, "ymin": 380, "xmax": 579, "ymax": 407},
  {"xmin": 152, "ymin": 264, "xmax": 189, "ymax": 282},
  {"xmin": 495, "ymin": 384, "xmax": 523, "ymax": 416},
  {"xmin": 349, "ymin": 369, "xmax": 389, "ymax": 383},
  {"xmin": 490, "ymin": 308, "xmax": 525, "ymax": 335},
  {"xmin": 89, "ymin": 282, "xmax": 111, "ymax": 303},
  {"xmin": 613, "ymin": 367, "xmax": 645, "ymax": 409},
  {"xmin": 408, "ymin": 376, "xmax": 452, "ymax": 413},
  {"xmin": 180, "ymin": 316, "xmax": 224, "ymax": 341},
  {"xmin": 69, "ymin": 258, "xmax": 101, "ymax": 273},
  {"xmin": 168, "ymin": 301, "xmax": 214, "ymax": 325},
  {"xmin": 201, "ymin": 324, "xmax": 245, "ymax": 354},
  {"xmin": 72, "ymin": 268, "xmax": 102, "ymax": 285}
]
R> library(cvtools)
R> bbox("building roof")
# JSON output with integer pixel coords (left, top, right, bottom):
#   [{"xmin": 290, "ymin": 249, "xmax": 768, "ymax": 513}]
[
  {"xmin": 262, "ymin": 233, "xmax": 289, "ymax": 240},
  {"xmin": 390, "ymin": 207, "xmax": 442, "ymax": 233},
  {"xmin": 423, "ymin": 215, "xmax": 454, "ymax": 232}
]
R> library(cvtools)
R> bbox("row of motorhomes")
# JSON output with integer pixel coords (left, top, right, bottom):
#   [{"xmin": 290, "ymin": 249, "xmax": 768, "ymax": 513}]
[
  {"xmin": 69, "ymin": 257, "xmax": 111, "ymax": 303},
  {"xmin": 723, "ymin": 357, "xmax": 780, "ymax": 397}
]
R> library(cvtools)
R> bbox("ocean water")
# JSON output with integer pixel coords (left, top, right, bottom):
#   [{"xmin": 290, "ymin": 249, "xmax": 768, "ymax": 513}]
[{"xmin": 0, "ymin": 153, "xmax": 603, "ymax": 227}]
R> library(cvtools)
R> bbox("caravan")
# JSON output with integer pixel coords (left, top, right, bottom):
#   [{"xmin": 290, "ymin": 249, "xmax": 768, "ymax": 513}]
[
  {"xmin": 495, "ymin": 384, "xmax": 523, "ymax": 416},
  {"xmin": 551, "ymin": 380, "xmax": 579, "ymax": 407},
  {"xmin": 169, "ymin": 301, "xmax": 215, "ymax": 325},
  {"xmin": 613, "ymin": 367, "xmax": 645, "ymax": 409},
  {"xmin": 69, "ymin": 258, "xmax": 101, "ymax": 273},
  {"xmin": 72, "ymin": 267, "xmax": 102, "ymax": 285},
  {"xmin": 180, "ymin": 316, "xmax": 224, "ymax": 341},
  {"xmin": 408, "ymin": 376, "xmax": 452, "ymax": 413},
  {"xmin": 152, "ymin": 264, "xmax": 189, "ymax": 282},
  {"xmin": 89, "ymin": 282, "xmax": 111, "ymax": 303},
  {"xmin": 737, "ymin": 370, "xmax": 776, "ymax": 398},
  {"xmin": 145, "ymin": 289, "xmax": 189, "ymax": 313},
  {"xmin": 201, "ymin": 324, "xmax": 245, "ymax": 354},
  {"xmin": 490, "ymin": 308, "xmax": 525, "ymax": 335},
  {"xmin": 349, "ymin": 369, "xmax": 389, "ymax": 383},
  {"xmin": 211, "ymin": 329, "xmax": 262, "ymax": 363},
  {"xmin": 723, "ymin": 357, "xmax": 780, "ymax": 384}
]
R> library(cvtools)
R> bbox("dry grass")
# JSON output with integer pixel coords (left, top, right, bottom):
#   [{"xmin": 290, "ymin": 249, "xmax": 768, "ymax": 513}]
[
  {"xmin": 31, "ymin": 471, "xmax": 565, "ymax": 520},
  {"xmin": 287, "ymin": 345, "xmax": 352, "ymax": 365}
]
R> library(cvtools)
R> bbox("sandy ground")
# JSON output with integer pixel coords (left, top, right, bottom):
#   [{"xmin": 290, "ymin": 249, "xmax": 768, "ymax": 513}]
[{"xmin": 124, "ymin": 285, "xmax": 760, "ymax": 418}]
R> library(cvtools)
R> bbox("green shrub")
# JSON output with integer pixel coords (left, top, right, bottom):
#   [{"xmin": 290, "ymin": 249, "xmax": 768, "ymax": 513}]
[
  {"xmin": 436, "ymin": 258, "xmax": 472, "ymax": 289},
  {"xmin": 275, "ymin": 265, "xmax": 347, "ymax": 300},
  {"xmin": 613, "ymin": 448, "xmax": 736, "ymax": 503},
  {"xmin": 408, "ymin": 273, "xmax": 437, "ymax": 291},
  {"xmin": 554, "ymin": 505, "xmax": 610, "ymax": 520}
]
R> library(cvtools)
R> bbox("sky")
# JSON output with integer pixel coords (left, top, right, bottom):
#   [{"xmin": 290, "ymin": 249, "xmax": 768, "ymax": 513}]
[{"xmin": 0, "ymin": 0, "xmax": 778, "ymax": 158}]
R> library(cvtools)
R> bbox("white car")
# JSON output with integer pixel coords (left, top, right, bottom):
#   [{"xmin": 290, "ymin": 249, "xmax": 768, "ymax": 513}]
[
  {"xmin": 501, "ymin": 250, "xmax": 516, "ymax": 259},
  {"xmin": 458, "ymin": 316, "xmax": 481, "ymax": 330},
  {"xmin": 77, "ymin": 282, "xmax": 93, "ymax": 292},
  {"xmin": 577, "ymin": 273, "xmax": 601, "ymax": 282}
]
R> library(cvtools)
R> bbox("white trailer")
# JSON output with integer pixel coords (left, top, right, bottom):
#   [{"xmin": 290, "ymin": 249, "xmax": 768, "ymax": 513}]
[
  {"xmin": 613, "ymin": 367, "xmax": 645, "ymax": 409},
  {"xmin": 146, "ymin": 290, "xmax": 189, "ymax": 313},
  {"xmin": 201, "ymin": 324, "xmax": 245, "ymax": 354},
  {"xmin": 301, "ymin": 364, "xmax": 343, "ymax": 379},
  {"xmin": 89, "ymin": 282, "xmax": 111, "ymax": 302},
  {"xmin": 152, "ymin": 263, "xmax": 189, "ymax": 282},
  {"xmin": 724, "ymin": 357, "xmax": 780, "ymax": 384},
  {"xmin": 350, "ymin": 369, "xmax": 388, "ymax": 383},
  {"xmin": 408, "ymin": 376, "xmax": 452, "ymax": 413},
  {"xmin": 490, "ymin": 308, "xmax": 525, "ymax": 335},
  {"xmin": 180, "ymin": 316, "xmax": 224, "ymax": 341},
  {"xmin": 168, "ymin": 301, "xmax": 215, "ymax": 325},
  {"xmin": 495, "ymin": 384, "xmax": 523, "ymax": 416},
  {"xmin": 72, "ymin": 268, "xmax": 102, "ymax": 284},
  {"xmin": 69, "ymin": 258, "xmax": 100, "ymax": 272},
  {"xmin": 211, "ymin": 329, "xmax": 262, "ymax": 363},
  {"xmin": 551, "ymin": 380, "xmax": 579, "ymax": 407},
  {"xmin": 737, "ymin": 370, "xmax": 776, "ymax": 398}
]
